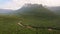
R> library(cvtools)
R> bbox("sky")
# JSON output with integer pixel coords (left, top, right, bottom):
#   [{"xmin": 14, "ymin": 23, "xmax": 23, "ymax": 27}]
[{"xmin": 0, "ymin": 0, "xmax": 60, "ymax": 10}]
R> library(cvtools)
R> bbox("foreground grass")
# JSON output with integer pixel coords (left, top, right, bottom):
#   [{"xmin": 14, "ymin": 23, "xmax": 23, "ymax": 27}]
[{"xmin": 0, "ymin": 16, "xmax": 60, "ymax": 34}]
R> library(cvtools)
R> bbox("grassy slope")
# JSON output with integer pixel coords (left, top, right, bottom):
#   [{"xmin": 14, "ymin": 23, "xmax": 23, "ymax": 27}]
[
  {"xmin": 0, "ymin": 15, "xmax": 60, "ymax": 34},
  {"xmin": 17, "ymin": 6, "xmax": 60, "ymax": 27}
]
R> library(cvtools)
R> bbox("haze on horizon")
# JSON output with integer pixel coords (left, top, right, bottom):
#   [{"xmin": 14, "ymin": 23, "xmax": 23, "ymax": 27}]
[{"xmin": 0, "ymin": 0, "xmax": 60, "ymax": 10}]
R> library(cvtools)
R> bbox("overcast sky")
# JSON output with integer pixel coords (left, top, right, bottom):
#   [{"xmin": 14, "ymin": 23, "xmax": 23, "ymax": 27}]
[{"xmin": 0, "ymin": 0, "xmax": 60, "ymax": 10}]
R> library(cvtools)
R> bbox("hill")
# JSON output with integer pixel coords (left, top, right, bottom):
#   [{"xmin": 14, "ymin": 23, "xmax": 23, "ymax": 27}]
[
  {"xmin": 0, "ymin": 9, "xmax": 14, "ymax": 15},
  {"xmin": 47, "ymin": 6, "xmax": 60, "ymax": 15},
  {"xmin": 14, "ymin": 4, "xmax": 59, "ymax": 27}
]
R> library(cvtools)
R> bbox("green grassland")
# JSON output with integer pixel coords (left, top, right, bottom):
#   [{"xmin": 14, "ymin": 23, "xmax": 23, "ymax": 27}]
[{"xmin": 0, "ymin": 15, "xmax": 60, "ymax": 34}]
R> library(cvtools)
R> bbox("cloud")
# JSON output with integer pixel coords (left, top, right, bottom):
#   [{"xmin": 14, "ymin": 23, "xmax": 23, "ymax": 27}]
[
  {"xmin": 43, "ymin": 0, "xmax": 60, "ymax": 6},
  {"xmin": 0, "ymin": 0, "xmax": 26, "ymax": 10},
  {"xmin": 0, "ymin": 0, "xmax": 60, "ymax": 10},
  {"xmin": 0, "ymin": 0, "xmax": 43, "ymax": 10}
]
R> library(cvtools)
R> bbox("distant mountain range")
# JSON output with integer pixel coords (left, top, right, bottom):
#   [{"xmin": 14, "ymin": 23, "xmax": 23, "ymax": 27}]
[
  {"xmin": 47, "ymin": 6, "xmax": 60, "ymax": 11},
  {"xmin": 0, "ymin": 9, "xmax": 14, "ymax": 15},
  {"xmin": 47, "ymin": 6, "xmax": 60, "ymax": 15},
  {"xmin": 0, "ymin": 9, "xmax": 13, "ymax": 13}
]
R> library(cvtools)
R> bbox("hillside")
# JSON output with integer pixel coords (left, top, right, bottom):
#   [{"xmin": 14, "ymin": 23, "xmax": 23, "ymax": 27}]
[
  {"xmin": 0, "ymin": 9, "xmax": 14, "ymax": 15},
  {"xmin": 47, "ymin": 6, "xmax": 60, "ymax": 15},
  {"xmin": 16, "ymin": 4, "xmax": 56, "ymax": 16},
  {"xmin": 14, "ymin": 4, "xmax": 59, "ymax": 27}
]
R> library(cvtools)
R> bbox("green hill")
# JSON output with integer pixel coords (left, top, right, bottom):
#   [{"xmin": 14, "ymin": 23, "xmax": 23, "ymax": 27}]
[{"xmin": 15, "ymin": 4, "xmax": 59, "ymax": 27}]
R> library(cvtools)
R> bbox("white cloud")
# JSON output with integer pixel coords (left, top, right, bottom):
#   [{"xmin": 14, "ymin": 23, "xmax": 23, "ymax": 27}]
[
  {"xmin": 0, "ymin": 0, "xmax": 43, "ymax": 10},
  {"xmin": 0, "ymin": 0, "xmax": 60, "ymax": 10},
  {"xmin": 0, "ymin": 0, "xmax": 26, "ymax": 10},
  {"xmin": 43, "ymin": 0, "xmax": 60, "ymax": 6}
]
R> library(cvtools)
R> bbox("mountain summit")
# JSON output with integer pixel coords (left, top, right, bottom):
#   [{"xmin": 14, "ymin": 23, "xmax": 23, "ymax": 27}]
[
  {"xmin": 15, "ymin": 4, "xmax": 56, "ymax": 18},
  {"xmin": 1, "ymin": 3, "xmax": 58, "ymax": 27}
]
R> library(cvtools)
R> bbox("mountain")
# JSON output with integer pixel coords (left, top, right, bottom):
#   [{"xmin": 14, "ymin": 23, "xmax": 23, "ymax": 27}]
[
  {"xmin": 0, "ymin": 9, "xmax": 14, "ymax": 15},
  {"xmin": 15, "ymin": 4, "xmax": 57, "ymax": 18},
  {"xmin": 13, "ymin": 4, "xmax": 59, "ymax": 27},
  {"xmin": 14, "ymin": 4, "xmax": 58, "ymax": 18},
  {"xmin": 47, "ymin": 6, "xmax": 60, "ymax": 15},
  {"xmin": 47, "ymin": 6, "xmax": 60, "ymax": 11}
]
